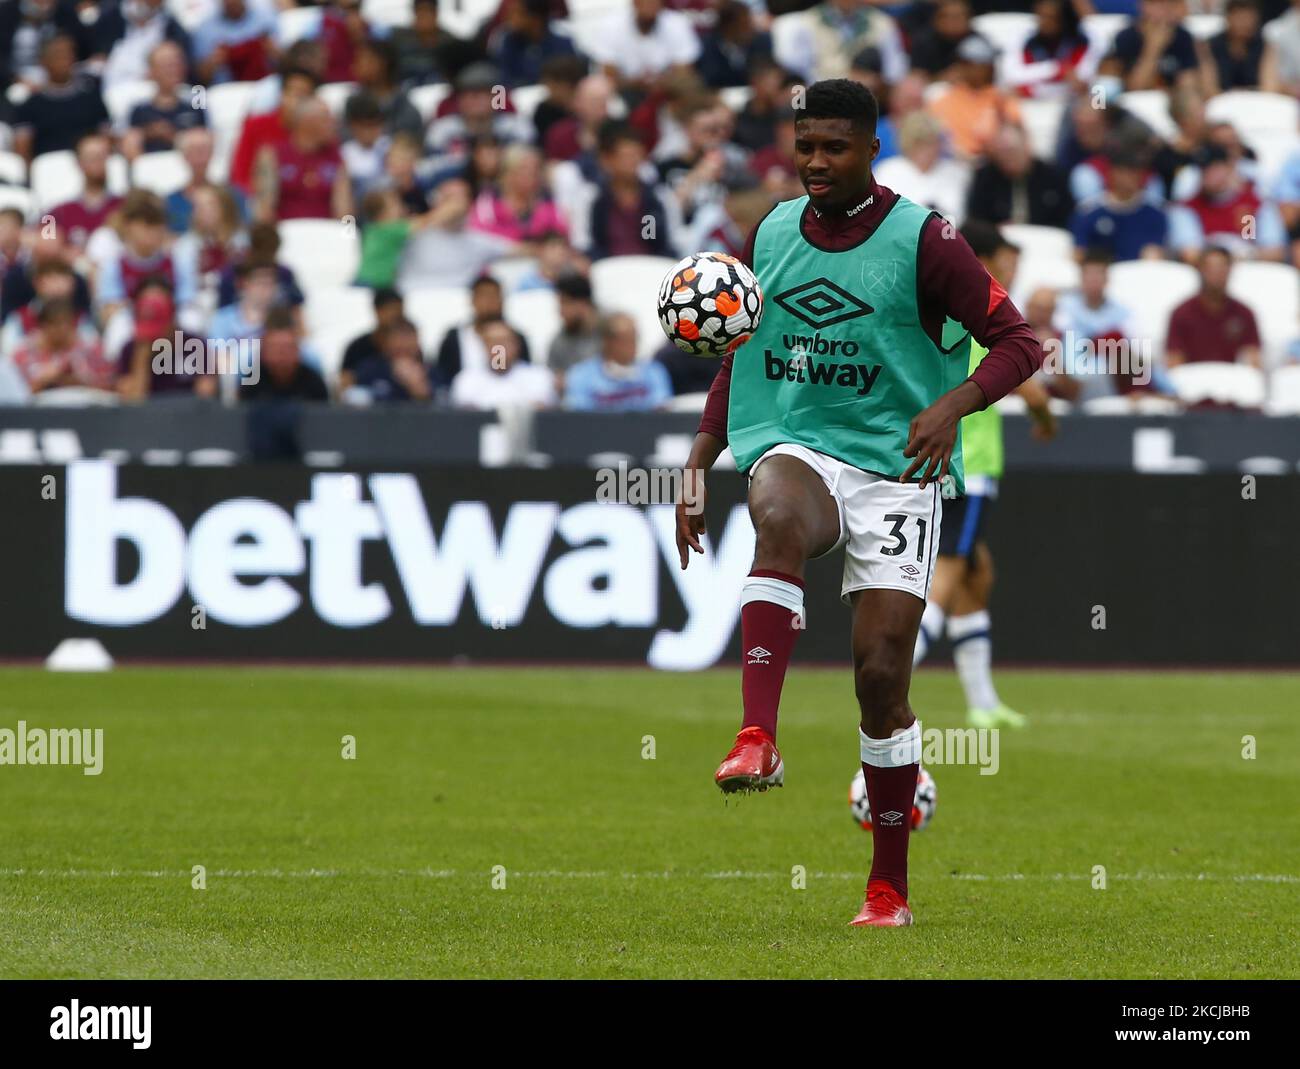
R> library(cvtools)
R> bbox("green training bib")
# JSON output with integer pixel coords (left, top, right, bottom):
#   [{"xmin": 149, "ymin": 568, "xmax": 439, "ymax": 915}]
[{"xmin": 728, "ymin": 194, "xmax": 971, "ymax": 494}]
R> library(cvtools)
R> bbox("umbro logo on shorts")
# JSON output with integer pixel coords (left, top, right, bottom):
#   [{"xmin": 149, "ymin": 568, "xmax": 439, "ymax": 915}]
[{"xmin": 746, "ymin": 646, "xmax": 772, "ymax": 665}]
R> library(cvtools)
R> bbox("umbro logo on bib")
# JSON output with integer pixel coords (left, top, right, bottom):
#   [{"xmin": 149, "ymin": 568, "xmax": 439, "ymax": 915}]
[{"xmin": 773, "ymin": 278, "xmax": 873, "ymax": 329}]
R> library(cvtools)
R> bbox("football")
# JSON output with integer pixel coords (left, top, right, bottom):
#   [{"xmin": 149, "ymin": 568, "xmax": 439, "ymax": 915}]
[
  {"xmin": 657, "ymin": 251, "xmax": 763, "ymax": 357},
  {"xmin": 849, "ymin": 767, "xmax": 937, "ymax": 832}
]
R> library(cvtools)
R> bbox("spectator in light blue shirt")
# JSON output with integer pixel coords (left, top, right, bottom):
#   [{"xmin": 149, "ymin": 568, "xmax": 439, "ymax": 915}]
[
  {"xmin": 564, "ymin": 312, "xmax": 673, "ymax": 412},
  {"xmin": 192, "ymin": 0, "xmax": 278, "ymax": 85}
]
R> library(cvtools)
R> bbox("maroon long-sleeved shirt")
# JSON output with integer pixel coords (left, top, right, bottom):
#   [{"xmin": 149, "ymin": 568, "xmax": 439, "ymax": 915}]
[{"xmin": 697, "ymin": 180, "xmax": 1043, "ymax": 443}]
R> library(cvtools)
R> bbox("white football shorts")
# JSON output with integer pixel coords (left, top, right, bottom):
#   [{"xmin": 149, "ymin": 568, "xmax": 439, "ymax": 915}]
[{"xmin": 749, "ymin": 442, "xmax": 943, "ymax": 604}]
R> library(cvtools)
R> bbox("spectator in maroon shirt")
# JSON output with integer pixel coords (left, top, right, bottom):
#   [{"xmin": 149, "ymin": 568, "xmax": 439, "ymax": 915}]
[
  {"xmin": 11, "ymin": 297, "xmax": 115, "ymax": 395},
  {"xmin": 254, "ymin": 97, "xmax": 353, "ymax": 223},
  {"xmin": 543, "ymin": 72, "xmax": 613, "ymax": 165},
  {"xmin": 1165, "ymin": 245, "xmax": 1262, "ymax": 368},
  {"xmin": 49, "ymin": 132, "xmax": 123, "ymax": 252},
  {"xmin": 0, "ymin": 258, "xmax": 96, "ymax": 361},
  {"xmin": 583, "ymin": 121, "xmax": 678, "ymax": 260},
  {"xmin": 116, "ymin": 277, "xmax": 216, "ymax": 400},
  {"xmin": 229, "ymin": 66, "xmax": 321, "ymax": 194},
  {"xmin": 750, "ymin": 106, "xmax": 802, "ymax": 201}
]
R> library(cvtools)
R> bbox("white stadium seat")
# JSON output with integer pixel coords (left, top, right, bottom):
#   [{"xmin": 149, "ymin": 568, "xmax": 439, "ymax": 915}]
[
  {"xmin": 311, "ymin": 326, "xmax": 358, "ymax": 386},
  {"xmin": 402, "ymin": 286, "xmax": 472, "ymax": 355},
  {"xmin": 510, "ymin": 84, "xmax": 548, "ymax": 123},
  {"xmin": 1226, "ymin": 261, "xmax": 1300, "ymax": 369},
  {"xmin": 105, "ymin": 79, "xmax": 158, "ymax": 130},
  {"xmin": 409, "ymin": 83, "xmax": 452, "ymax": 123},
  {"xmin": 1116, "ymin": 90, "xmax": 1178, "ymax": 141},
  {"xmin": 318, "ymin": 82, "xmax": 359, "ymax": 118},
  {"xmin": 363, "ymin": 0, "xmax": 415, "ymax": 28},
  {"xmin": 509, "ymin": 288, "xmax": 562, "ymax": 366},
  {"xmin": 277, "ymin": 219, "xmax": 361, "ymax": 291},
  {"xmin": 1010, "ymin": 255, "xmax": 1079, "ymax": 311},
  {"xmin": 666, "ymin": 392, "xmax": 708, "ymax": 413},
  {"xmin": 277, "ymin": 6, "xmax": 322, "ymax": 46},
  {"xmin": 971, "ymin": 12, "xmax": 1035, "ymax": 59},
  {"xmin": 132, "ymin": 151, "xmax": 189, "ymax": 196},
  {"xmin": 304, "ymin": 285, "xmax": 380, "ymax": 340},
  {"xmin": 1185, "ymin": 14, "xmax": 1225, "ymax": 39},
  {"xmin": 0, "ymin": 186, "xmax": 36, "ymax": 221},
  {"xmin": 166, "ymin": 0, "xmax": 217, "ymax": 33},
  {"xmin": 488, "ymin": 256, "xmax": 541, "ymax": 292},
  {"xmin": 1105, "ymin": 260, "xmax": 1200, "ymax": 360},
  {"xmin": 563, "ymin": 0, "xmax": 626, "ymax": 59},
  {"xmin": 1205, "ymin": 91, "xmax": 1300, "ymax": 184},
  {"xmin": 1167, "ymin": 362, "xmax": 1266, "ymax": 408},
  {"xmin": 31, "ymin": 150, "xmax": 129, "ymax": 211},
  {"xmin": 1264, "ymin": 363, "xmax": 1300, "ymax": 415},
  {"xmin": 720, "ymin": 86, "xmax": 753, "ymax": 114},
  {"xmin": 1020, "ymin": 97, "xmax": 1066, "ymax": 160},
  {"xmin": 1081, "ymin": 394, "xmax": 1181, "ymax": 416},
  {"xmin": 590, "ymin": 254, "xmax": 676, "ymax": 360},
  {"xmin": 206, "ymin": 80, "xmax": 260, "ymax": 184},
  {"xmin": 1081, "ymin": 14, "xmax": 1127, "ymax": 55},
  {"xmin": 439, "ymin": 0, "xmax": 504, "ymax": 40},
  {"xmin": 0, "ymin": 151, "xmax": 28, "ymax": 186},
  {"xmin": 1002, "ymin": 223, "xmax": 1074, "ymax": 260},
  {"xmin": 1080, "ymin": 395, "xmax": 1139, "ymax": 415}
]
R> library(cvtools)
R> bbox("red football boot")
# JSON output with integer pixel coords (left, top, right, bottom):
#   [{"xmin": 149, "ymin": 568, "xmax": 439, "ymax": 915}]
[
  {"xmin": 849, "ymin": 881, "xmax": 915, "ymax": 927},
  {"xmin": 714, "ymin": 726, "xmax": 784, "ymax": 793}
]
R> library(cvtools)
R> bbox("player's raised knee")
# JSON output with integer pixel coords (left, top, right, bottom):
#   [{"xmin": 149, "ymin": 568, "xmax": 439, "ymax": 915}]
[{"xmin": 751, "ymin": 500, "xmax": 814, "ymax": 561}]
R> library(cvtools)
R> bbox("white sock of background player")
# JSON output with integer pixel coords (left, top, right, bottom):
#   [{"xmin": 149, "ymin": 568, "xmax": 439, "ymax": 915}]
[
  {"xmin": 948, "ymin": 611, "xmax": 999, "ymax": 711},
  {"xmin": 913, "ymin": 602, "xmax": 946, "ymax": 667}
]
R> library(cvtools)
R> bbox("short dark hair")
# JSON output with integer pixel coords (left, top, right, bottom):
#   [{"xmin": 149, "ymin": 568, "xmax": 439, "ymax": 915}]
[
  {"xmin": 555, "ymin": 272, "xmax": 592, "ymax": 301},
  {"xmin": 373, "ymin": 287, "xmax": 402, "ymax": 310},
  {"xmin": 344, "ymin": 91, "xmax": 383, "ymax": 124},
  {"xmin": 960, "ymin": 219, "xmax": 1014, "ymax": 260},
  {"xmin": 540, "ymin": 53, "xmax": 588, "ymax": 86},
  {"xmin": 1080, "ymin": 246, "xmax": 1114, "ymax": 268},
  {"xmin": 264, "ymin": 306, "xmax": 296, "ymax": 333},
  {"xmin": 596, "ymin": 120, "xmax": 644, "ymax": 155},
  {"xmin": 135, "ymin": 274, "xmax": 173, "ymax": 297},
  {"xmin": 800, "ymin": 79, "xmax": 879, "ymax": 136},
  {"xmin": 1199, "ymin": 244, "xmax": 1233, "ymax": 267},
  {"xmin": 470, "ymin": 274, "xmax": 501, "ymax": 293}
]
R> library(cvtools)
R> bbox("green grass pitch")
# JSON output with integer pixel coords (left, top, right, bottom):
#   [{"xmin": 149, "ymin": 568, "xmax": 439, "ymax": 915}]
[{"xmin": 0, "ymin": 666, "xmax": 1296, "ymax": 979}]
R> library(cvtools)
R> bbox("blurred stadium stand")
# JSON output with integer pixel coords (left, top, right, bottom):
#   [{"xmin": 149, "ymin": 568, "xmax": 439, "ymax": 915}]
[{"xmin": 0, "ymin": 0, "xmax": 1296, "ymax": 452}]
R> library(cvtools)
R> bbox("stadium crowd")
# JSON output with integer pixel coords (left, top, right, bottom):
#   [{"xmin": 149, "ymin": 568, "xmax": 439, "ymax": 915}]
[{"xmin": 2, "ymin": 0, "xmax": 1300, "ymax": 418}]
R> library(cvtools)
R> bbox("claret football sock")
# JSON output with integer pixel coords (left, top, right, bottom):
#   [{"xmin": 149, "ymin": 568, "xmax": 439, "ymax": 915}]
[
  {"xmin": 738, "ymin": 570, "xmax": 805, "ymax": 741},
  {"xmin": 913, "ymin": 602, "xmax": 946, "ymax": 667},
  {"xmin": 948, "ymin": 611, "xmax": 999, "ymax": 711},
  {"xmin": 859, "ymin": 721, "xmax": 922, "ymax": 899}
]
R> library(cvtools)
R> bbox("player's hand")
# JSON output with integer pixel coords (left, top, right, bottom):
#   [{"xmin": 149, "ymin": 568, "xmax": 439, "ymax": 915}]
[
  {"xmin": 675, "ymin": 469, "xmax": 707, "ymax": 569},
  {"xmin": 1030, "ymin": 406, "xmax": 1057, "ymax": 441},
  {"xmin": 901, "ymin": 398, "xmax": 960, "ymax": 489}
]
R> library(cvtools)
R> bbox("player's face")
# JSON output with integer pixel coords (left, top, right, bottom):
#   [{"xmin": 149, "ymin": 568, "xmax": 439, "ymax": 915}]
[{"xmin": 793, "ymin": 118, "xmax": 878, "ymax": 212}]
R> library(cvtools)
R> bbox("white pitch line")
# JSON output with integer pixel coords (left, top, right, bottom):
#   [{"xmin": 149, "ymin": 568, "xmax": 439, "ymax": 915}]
[{"xmin": 0, "ymin": 869, "xmax": 1296, "ymax": 883}]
